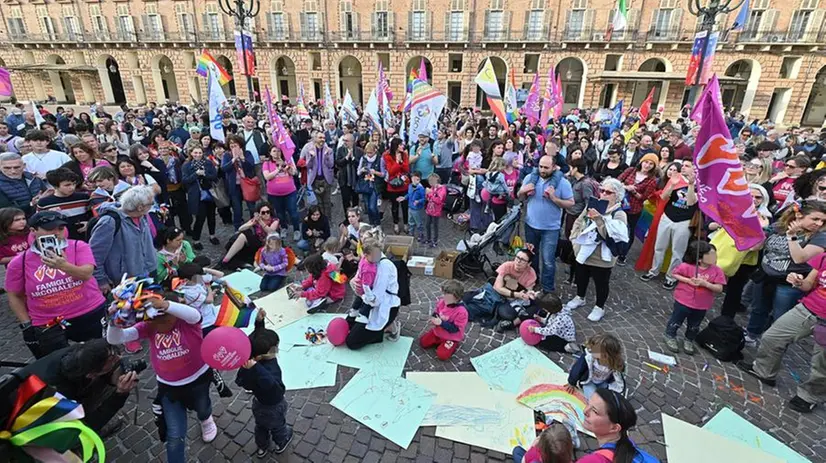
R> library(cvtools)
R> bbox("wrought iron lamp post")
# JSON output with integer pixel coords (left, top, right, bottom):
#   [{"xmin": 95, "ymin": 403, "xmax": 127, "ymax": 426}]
[
  {"xmin": 687, "ymin": 0, "xmax": 745, "ymax": 104},
  {"xmin": 218, "ymin": 0, "xmax": 260, "ymax": 102}
]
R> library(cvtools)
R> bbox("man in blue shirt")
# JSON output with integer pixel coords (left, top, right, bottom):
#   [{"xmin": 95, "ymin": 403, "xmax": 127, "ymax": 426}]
[
  {"xmin": 410, "ymin": 133, "xmax": 436, "ymax": 187},
  {"xmin": 517, "ymin": 155, "xmax": 574, "ymax": 292}
]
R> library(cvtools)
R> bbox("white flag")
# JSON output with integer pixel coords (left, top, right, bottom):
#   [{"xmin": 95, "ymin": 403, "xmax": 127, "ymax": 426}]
[
  {"xmin": 31, "ymin": 101, "xmax": 45, "ymax": 128},
  {"xmin": 207, "ymin": 67, "xmax": 228, "ymax": 142},
  {"xmin": 324, "ymin": 82, "xmax": 336, "ymax": 122},
  {"xmin": 408, "ymin": 79, "xmax": 446, "ymax": 140},
  {"xmin": 364, "ymin": 88, "xmax": 382, "ymax": 131},
  {"xmin": 339, "ymin": 90, "xmax": 358, "ymax": 124}
]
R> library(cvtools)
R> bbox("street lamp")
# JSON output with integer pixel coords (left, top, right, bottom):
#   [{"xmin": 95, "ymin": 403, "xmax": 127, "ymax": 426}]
[
  {"xmin": 687, "ymin": 0, "xmax": 745, "ymax": 104},
  {"xmin": 219, "ymin": 0, "xmax": 260, "ymax": 102}
]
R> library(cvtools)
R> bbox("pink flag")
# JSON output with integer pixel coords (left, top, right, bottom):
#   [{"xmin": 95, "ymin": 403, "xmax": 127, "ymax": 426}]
[
  {"xmin": 0, "ymin": 67, "xmax": 14, "ymax": 98},
  {"xmin": 693, "ymin": 74, "xmax": 764, "ymax": 251},
  {"xmin": 539, "ymin": 67, "xmax": 555, "ymax": 128},
  {"xmin": 523, "ymin": 74, "xmax": 541, "ymax": 125},
  {"xmin": 265, "ymin": 87, "xmax": 296, "ymax": 159},
  {"xmin": 689, "ymin": 75, "xmax": 723, "ymax": 124},
  {"xmin": 553, "ymin": 74, "xmax": 564, "ymax": 119},
  {"xmin": 418, "ymin": 58, "xmax": 428, "ymax": 83},
  {"xmin": 378, "ymin": 62, "xmax": 393, "ymax": 105}
]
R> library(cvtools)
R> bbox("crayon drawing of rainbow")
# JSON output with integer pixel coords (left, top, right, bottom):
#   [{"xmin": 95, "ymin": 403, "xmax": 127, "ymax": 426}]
[{"xmin": 516, "ymin": 384, "xmax": 592, "ymax": 435}]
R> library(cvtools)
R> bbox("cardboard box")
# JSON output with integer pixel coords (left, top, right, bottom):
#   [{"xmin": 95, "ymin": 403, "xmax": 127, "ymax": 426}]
[
  {"xmin": 407, "ymin": 256, "xmax": 435, "ymax": 276},
  {"xmin": 434, "ymin": 251, "xmax": 459, "ymax": 279},
  {"xmin": 384, "ymin": 235, "xmax": 414, "ymax": 262}
]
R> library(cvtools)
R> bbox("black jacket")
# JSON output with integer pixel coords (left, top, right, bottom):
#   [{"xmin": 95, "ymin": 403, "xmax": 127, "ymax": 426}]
[
  {"xmin": 238, "ymin": 128, "xmax": 270, "ymax": 161},
  {"xmin": 335, "ymin": 145, "xmax": 363, "ymax": 187}
]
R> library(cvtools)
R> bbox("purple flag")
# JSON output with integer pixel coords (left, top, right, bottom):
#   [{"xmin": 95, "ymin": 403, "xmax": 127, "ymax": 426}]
[
  {"xmin": 693, "ymin": 74, "xmax": 764, "ymax": 251},
  {"xmin": 523, "ymin": 74, "xmax": 541, "ymax": 125},
  {"xmin": 265, "ymin": 87, "xmax": 296, "ymax": 159},
  {"xmin": 539, "ymin": 67, "xmax": 555, "ymax": 128},
  {"xmin": 418, "ymin": 58, "xmax": 428, "ymax": 83},
  {"xmin": 0, "ymin": 68, "xmax": 13, "ymax": 98}
]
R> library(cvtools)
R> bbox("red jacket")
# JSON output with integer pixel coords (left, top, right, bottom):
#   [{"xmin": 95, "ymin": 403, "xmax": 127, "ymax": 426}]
[
  {"xmin": 617, "ymin": 167, "xmax": 659, "ymax": 215},
  {"xmin": 383, "ymin": 151, "xmax": 410, "ymax": 194},
  {"xmin": 300, "ymin": 263, "xmax": 346, "ymax": 301}
]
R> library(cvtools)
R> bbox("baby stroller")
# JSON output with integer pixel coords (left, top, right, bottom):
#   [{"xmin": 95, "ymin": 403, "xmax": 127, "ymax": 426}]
[{"xmin": 454, "ymin": 205, "xmax": 521, "ymax": 279}]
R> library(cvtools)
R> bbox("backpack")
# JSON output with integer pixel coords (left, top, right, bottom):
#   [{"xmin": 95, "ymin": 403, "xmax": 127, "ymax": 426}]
[
  {"xmin": 594, "ymin": 442, "xmax": 660, "ymax": 463},
  {"xmin": 695, "ymin": 315, "xmax": 745, "ymax": 362},
  {"xmin": 86, "ymin": 210, "xmax": 122, "ymax": 242},
  {"xmin": 382, "ymin": 257, "xmax": 411, "ymax": 307}
]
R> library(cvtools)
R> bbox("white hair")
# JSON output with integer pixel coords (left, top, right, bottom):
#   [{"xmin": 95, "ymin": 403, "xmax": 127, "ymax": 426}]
[
  {"xmin": 601, "ymin": 177, "xmax": 626, "ymax": 203},
  {"xmin": 0, "ymin": 152, "xmax": 21, "ymax": 162},
  {"xmin": 119, "ymin": 185, "xmax": 155, "ymax": 213}
]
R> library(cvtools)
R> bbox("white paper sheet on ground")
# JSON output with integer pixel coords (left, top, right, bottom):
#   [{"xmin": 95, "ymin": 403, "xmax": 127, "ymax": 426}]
[
  {"xmin": 253, "ymin": 288, "xmax": 310, "ymax": 331},
  {"xmin": 326, "ymin": 336, "xmax": 413, "ymax": 378},
  {"xmin": 661, "ymin": 413, "xmax": 784, "ymax": 463},
  {"xmin": 516, "ymin": 364, "xmax": 594, "ymax": 438},
  {"xmin": 222, "ymin": 269, "xmax": 263, "ymax": 296},
  {"xmin": 647, "ymin": 350, "xmax": 677, "ymax": 366},
  {"xmin": 406, "ymin": 372, "xmax": 501, "ymax": 426},
  {"xmin": 330, "ymin": 368, "xmax": 435, "ymax": 449},
  {"xmin": 278, "ymin": 343, "xmax": 338, "ymax": 390},
  {"xmin": 702, "ymin": 408, "xmax": 811, "ymax": 463},
  {"xmin": 435, "ymin": 389, "xmax": 534, "ymax": 455},
  {"xmin": 471, "ymin": 339, "xmax": 564, "ymax": 393},
  {"xmin": 276, "ymin": 313, "xmax": 345, "ymax": 351}
]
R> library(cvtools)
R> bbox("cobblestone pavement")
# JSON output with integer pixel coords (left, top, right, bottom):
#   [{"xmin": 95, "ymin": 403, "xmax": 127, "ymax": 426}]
[{"xmin": 1, "ymin": 200, "xmax": 825, "ymax": 462}]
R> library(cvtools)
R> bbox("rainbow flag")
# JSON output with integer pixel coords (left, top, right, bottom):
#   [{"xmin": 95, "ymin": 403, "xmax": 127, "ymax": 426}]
[
  {"xmin": 296, "ymin": 83, "xmax": 310, "ymax": 119},
  {"xmin": 196, "ymin": 50, "xmax": 232, "ymax": 86},
  {"xmin": 216, "ymin": 285, "xmax": 255, "ymax": 328}
]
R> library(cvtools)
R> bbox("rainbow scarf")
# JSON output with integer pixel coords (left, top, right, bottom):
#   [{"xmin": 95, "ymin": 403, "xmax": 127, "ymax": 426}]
[
  {"xmin": 216, "ymin": 285, "xmax": 255, "ymax": 328},
  {"xmin": 1, "ymin": 375, "xmax": 105, "ymax": 462}
]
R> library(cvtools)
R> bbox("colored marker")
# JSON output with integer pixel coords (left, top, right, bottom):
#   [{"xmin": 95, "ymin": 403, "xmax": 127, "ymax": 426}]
[{"xmin": 643, "ymin": 362, "xmax": 663, "ymax": 371}]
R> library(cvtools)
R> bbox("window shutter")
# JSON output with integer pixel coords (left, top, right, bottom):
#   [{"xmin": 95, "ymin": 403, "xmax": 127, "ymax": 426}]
[
  {"xmin": 543, "ymin": 9, "xmax": 550, "ymax": 38},
  {"xmin": 300, "ymin": 11, "xmax": 307, "ymax": 38},
  {"xmin": 267, "ymin": 13, "xmax": 273, "ymax": 35},
  {"xmin": 426, "ymin": 11, "xmax": 433, "ymax": 39},
  {"xmin": 628, "ymin": 9, "xmax": 638, "ymax": 34},
  {"xmin": 408, "ymin": 11, "xmax": 414, "ymax": 36},
  {"xmin": 160, "ymin": 16, "xmax": 168, "ymax": 39},
  {"xmin": 388, "ymin": 11, "xmax": 395, "ymax": 36},
  {"xmin": 504, "ymin": 10, "xmax": 511, "ymax": 39},
  {"xmin": 142, "ymin": 14, "xmax": 150, "ymax": 37},
  {"xmin": 758, "ymin": 9, "xmax": 776, "ymax": 34},
  {"xmin": 522, "ymin": 11, "xmax": 529, "ymax": 39},
  {"xmin": 670, "ymin": 9, "xmax": 682, "ymax": 38},
  {"xmin": 320, "ymin": 12, "xmax": 326, "ymax": 33},
  {"xmin": 444, "ymin": 11, "xmax": 451, "ymax": 37},
  {"xmin": 202, "ymin": 13, "xmax": 210, "ymax": 34},
  {"xmin": 483, "ymin": 10, "xmax": 489, "ymax": 37},
  {"xmin": 372, "ymin": 12, "xmax": 377, "ymax": 35},
  {"xmin": 342, "ymin": 10, "xmax": 349, "ymax": 32},
  {"xmin": 565, "ymin": 10, "xmax": 572, "ymax": 37},
  {"xmin": 651, "ymin": 9, "xmax": 660, "ymax": 32},
  {"xmin": 805, "ymin": 9, "xmax": 824, "ymax": 39},
  {"xmin": 462, "ymin": 10, "xmax": 469, "ymax": 39},
  {"xmin": 582, "ymin": 9, "xmax": 594, "ymax": 39}
]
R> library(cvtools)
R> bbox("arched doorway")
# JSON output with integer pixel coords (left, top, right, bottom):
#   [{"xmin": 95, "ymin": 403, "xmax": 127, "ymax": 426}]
[
  {"xmin": 272, "ymin": 56, "xmax": 297, "ymax": 103},
  {"xmin": 633, "ymin": 58, "xmax": 670, "ymax": 110},
  {"xmin": 97, "ymin": 56, "xmax": 126, "ymax": 105},
  {"xmin": 405, "ymin": 56, "xmax": 433, "ymax": 84},
  {"xmin": 476, "ymin": 57, "xmax": 507, "ymax": 110},
  {"xmin": 46, "ymin": 55, "xmax": 75, "ymax": 104},
  {"xmin": 216, "ymin": 55, "xmax": 236, "ymax": 97},
  {"xmin": 556, "ymin": 57, "xmax": 586, "ymax": 111},
  {"xmin": 722, "ymin": 59, "xmax": 760, "ymax": 116},
  {"xmin": 152, "ymin": 55, "xmax": 179, "ymax": 103},
  {"xmin": 338, "ymin": 56, "xmax": 363, "ymax": 105},
  {"xmin": 802, "ymin": 66, "xmax": 826, "ymax": 126}
]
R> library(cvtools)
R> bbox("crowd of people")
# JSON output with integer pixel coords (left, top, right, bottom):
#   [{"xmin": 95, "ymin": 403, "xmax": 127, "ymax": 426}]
[{"xmin": 0, "ymin": 97, "xmax": 824, "ymax": 462}]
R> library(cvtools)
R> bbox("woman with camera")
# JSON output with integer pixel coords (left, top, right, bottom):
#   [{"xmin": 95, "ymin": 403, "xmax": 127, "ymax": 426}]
[{"xmin": 5, "ymin": 210, "xmax": 107, "ymax": 358}]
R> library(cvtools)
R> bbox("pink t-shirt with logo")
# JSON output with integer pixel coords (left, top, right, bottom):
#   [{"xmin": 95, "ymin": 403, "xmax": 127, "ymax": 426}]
[
  {"xmin": 135, "ymin": 317, "xmax": 209, "ymax": 386},
  {"xmin": 492, "ymin": 169, "xmax": 519, "ymax": 205},
  {"xmin": 672, "ymin": 262, "xmax": 727, "ymax": 310},
  {"xmin": 6, "ymin": 240, "xmax": 106, "ymax": 326},
  {"xmin": 800, "ymin": 254, "xmax": 826, "ymax": 318},
  {"xmin": 0, "ymin": 234, "xmax": 29, "ymax": 266}
]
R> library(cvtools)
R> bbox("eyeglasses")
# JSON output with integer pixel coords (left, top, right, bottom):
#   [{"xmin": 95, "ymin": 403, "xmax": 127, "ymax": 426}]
[
  {"xmin": 600, "ymin": 189, "xmax": 616, "ymax": 195},
  {"xmin": 817, "ymin": 185, "xmax": 826, "ymax": 192},
  {"xmin": 514, "ymin": 255, "xmax": 530, "ymax": 264},
  {"xmin": 260, "ymin": 210, "xmax": 271, "ymax": 215},
  {"xmin": 106, "ymin": 148, "xmax": 117, "ymax": 152}
]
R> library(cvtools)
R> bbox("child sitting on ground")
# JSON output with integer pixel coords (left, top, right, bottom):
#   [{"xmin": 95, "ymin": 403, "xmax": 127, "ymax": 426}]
[
  {"xmin": 664, "ymin": 240, "xmax": 725, "ymax": 355},
  {"xmin": 566, "ymin": 333, "xmax": 626, "ymax": 399},
  {"xmin": 321, "ymin": 237, "xmax": 341, "ymax": 267},
  {"xmin": 287, "ymin": 253, "xmax": 346, "ymax": 313},
  {"xmin": 523, "ymin": 292, "xmax": 579, "ymax": 354},
  {"xmin": 257, "ymin": 233, "xmax": 289, "ymax": 292},
  {"xmin": 511, "ymin": 421, "xmax": 574, "ymax": 463},
  {"xmin": 235, "ymin": 309, "xmax": 294, "ymax": 458},
  {"xmin": 419, "ymin": 280, "xmax": 468, "ymax": 361}
]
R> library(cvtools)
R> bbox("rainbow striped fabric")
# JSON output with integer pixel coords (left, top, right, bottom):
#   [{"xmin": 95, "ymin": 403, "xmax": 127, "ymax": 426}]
[
  {"xmin": 195, "ymin": 50, "xmax": 232, "ymax": 86},
  {"xmin": 216, "ymin": 285, "xmax": 255, "ymax": 328}
]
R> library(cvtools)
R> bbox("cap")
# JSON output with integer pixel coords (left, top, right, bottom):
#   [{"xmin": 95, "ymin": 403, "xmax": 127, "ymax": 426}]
[{"xmin": 28, "ymin": 211, "xmax": 68, "ymax": 230}]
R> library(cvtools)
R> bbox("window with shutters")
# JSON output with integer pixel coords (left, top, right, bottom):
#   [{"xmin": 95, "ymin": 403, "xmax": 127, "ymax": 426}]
[
  {"xmin": 526, "ymin": 9, "xmax": 545, "ymax": 40},
  {"xmin": 485, "ymin": 0, "xmax": 506, "ymax": 40},
  {"xmin": 788, "ymin": 10, "xmax": 811, "ymax": 39},
  {"xmin": 204, "ymin": 4, "xmax": 224, "ymax": 40},
  {"xmin": 144, "ymin": 4, "xmax": 164, "ymax": 40},
  {"xmin": 608, "ymin": 9, "xmax": 637, "ymax": 39},
  {"xmin": 117, "ymin": 5, "xmax": 135, "ymax": 40},
  {"xmin": 340, "ymin": 1, "xmax": 358, "ymax": 39},
  {"xmin": 373, "ymin": 1, "xmax": 390, "ymax": 39},
  {"xmin": 37, "ymin": 6, "xmax": 58, "ymax": 40},
  {"xmin": 650, "ymin": 0, "xmax": 681, "ymax": 40},
  {"xmin": 89, "ymin": 5, "xmax": 108, "ymax": 39},
  {"xmin": 447, "ymin": 1, "xmax": 465, "ymax": 41},
  {"xmin": 62, "ymin": 6, "xmax": 82, "ymax": 40},
  {"xmin": 300, "ymin": 0, "xmax": 322, "ymax": 40},
  {"xmin": 175, "ymin": 4, "xmax": 195, "ymax": 40},
  {"xmin": 7, "ymin": 6, "xmax": 26, "ymax": 38},
  {"xmin": 410, "ymin": 0, "xmax": 427, "ymax": 40}
]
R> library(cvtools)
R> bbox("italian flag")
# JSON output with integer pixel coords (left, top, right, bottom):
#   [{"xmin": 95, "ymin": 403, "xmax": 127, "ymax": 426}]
[{"xmin": 612, "ymin": 0, "xmax": 628, "ymax": 31}]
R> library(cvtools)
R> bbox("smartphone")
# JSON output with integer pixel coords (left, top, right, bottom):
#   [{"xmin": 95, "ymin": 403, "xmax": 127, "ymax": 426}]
[
  {"xmin": 587, "ymin": 197, "xmax": 609, "ymax": 215},
  {"xmin": 37, "ymin": 235, "xmax": 61, "ymax": 257},
  {"xmin": 536, "ymin": 308, "xmax": 550, "ymax": 319}
]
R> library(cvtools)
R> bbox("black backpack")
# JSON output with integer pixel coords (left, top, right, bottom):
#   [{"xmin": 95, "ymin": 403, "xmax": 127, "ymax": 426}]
[
  {"xmin": 383, "ymin": 257, "xmax": 411, "ymax": 307},
  {"xmin": 695, "ymin": 315, "xmax": 745, "ymax": 362},
  {"xmin": 86, "ymin": 210, "xmax": 122, "ymax": 242}
]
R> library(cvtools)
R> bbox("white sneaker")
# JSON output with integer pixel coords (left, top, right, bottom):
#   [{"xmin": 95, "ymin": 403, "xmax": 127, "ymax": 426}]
[
  {"xmin": 386, "ymin": 320, "xmax": 401, "ymax": 342},
  {"xmin": 332, "ymin": 185, "xmax": 340, "ymax": 195},
  {"xmin": 587, "ymin": 306, "xmax": 605, "ymax": 322},
  {"xmin": 564, "ymin": 343, "xmax": 581, "ymax": 354},
  {"xmin": 377, "ymin": 198, "xmax": 382, "ymax": 207},
  {"xmin": 293, "ymin": 230, "xmax": 301, "ymax": 242},
  {"xmin": 565, "ymin": 296, "xmax": 586, "ymax": 310},
  {"xmin": 744, "ymin": 334, "xmax": 758, "ymax": 347},
  {"xmin": 200, "ymin": 416, "xmax": 217, "ymax": 442}
]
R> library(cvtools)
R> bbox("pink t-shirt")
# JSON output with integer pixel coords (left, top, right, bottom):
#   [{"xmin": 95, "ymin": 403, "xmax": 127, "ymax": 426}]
[
  {"xmin": 6, "ymin": 240, "xmax": 106, "ymax": 326},
  {"xmin": 355, "ymin": 258, "xmax": 378, "ymax": 296},
  {"xmin": 492, "ymin": 169, "xmax": 518, "ymax": 205},
  {"xmin": 800, "ymin": 254, "xmax": 826, "ymax": 318},
  {"xmin": 673, "ymin": 262, "xmax": 727, "ymax": 310},
  {"xmin": 497, "ymin": 261, "xmax": 537, "ymax": 291},
  {"xmin": 772, "ymin": 177, "xmax": 795, "ymax": 203},
  {"xmin": 263, "ymin": 160, "xmax": 297, "ymax": 196},
  {"xmin": 135, "ymin": 317, "xmax": 208, "ymax": 385},
  {"xmin": 0, "ymin": 234, "xmax": 29, "ymax": 266}
]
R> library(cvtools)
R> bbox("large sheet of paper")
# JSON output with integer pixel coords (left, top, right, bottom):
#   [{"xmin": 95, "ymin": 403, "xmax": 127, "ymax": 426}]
[
  {"xmin": 276, "ymin": 313, "xmax": 345, "ymax": 351},
  {"xmin": 223, "ymin": 269, "xmax": 263, "ymax": 296},
  {"xmin": 662, "ymin": 413, "xmax": 784, "ymax": 463},
  {"xmin": 435, "ymin": 389, "xmax": 534, "ymax": 455},
  {"xmin": 516, "ymin": 365, "xmax": 592, "ymax": 437},
  {"xmin": 253, "ymin": 288, "xmax": 310, "ymax": 330},
  {"xmin": 327, "ymin": 336, "xmax": 413, "ymax": 378},
  {"xmin": 702, "ymin": 408, "xmax": 811, "ymax": 463},
  {"xmin": 330, "ymin": 368, "xmax": 435, "ymax": 449},
  {"xmin": 278, "ymin": 343, "xmax": 338, "ymax": 390},
  {"xmin": 471, "ymin": 339, "xmax": 564, "ymax": 393},
  {"xmin": 406, "ymin": 372, "xmax": 500, "ymax": 426}
]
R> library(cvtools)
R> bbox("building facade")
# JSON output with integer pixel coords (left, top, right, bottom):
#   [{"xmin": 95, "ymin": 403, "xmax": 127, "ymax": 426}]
[{"xmin": 2, "ymin": 0, "xmax": 826, "ymax": 125}]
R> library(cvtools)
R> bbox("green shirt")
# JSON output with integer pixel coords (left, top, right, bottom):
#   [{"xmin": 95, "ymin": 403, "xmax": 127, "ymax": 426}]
[{"xmin": 156, "ymin": 240, "xmax": 196, "ymax": 283}]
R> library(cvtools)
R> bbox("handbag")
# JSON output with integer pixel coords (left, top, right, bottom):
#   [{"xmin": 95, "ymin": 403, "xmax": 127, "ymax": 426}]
[
  {"xmin": 236, "ymin": 164, "xmax": 261, "ymax": 203},
  {"xmin": 389, "ymin": 176, "xmax": 405, "ymax": 188},
  {"xmin": 209, "ymin": 179, "xmax": 231, "ymax": 208}
]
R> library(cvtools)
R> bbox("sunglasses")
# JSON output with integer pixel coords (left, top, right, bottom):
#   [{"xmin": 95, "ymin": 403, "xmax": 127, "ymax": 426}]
[
  {"xmin": 260, "ymin": 210, "xmax": 272, "ymax": 215},
  {"xmin": 818, "ymin": 185, "xmax": 826, "ymax": 192}
]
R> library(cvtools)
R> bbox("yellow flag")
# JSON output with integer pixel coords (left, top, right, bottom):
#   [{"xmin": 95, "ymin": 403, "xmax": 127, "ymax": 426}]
[{"xmin": 624, "ymin": 121, "xmax": 640, "ymax": 144}]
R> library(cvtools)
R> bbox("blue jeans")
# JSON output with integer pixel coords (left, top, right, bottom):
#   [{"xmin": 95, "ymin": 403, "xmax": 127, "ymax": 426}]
[
  {"xmin": 746, "ymin": 281, "xmax": 803, "ymax": 337},
  {"xmin": 162, "ymin": 379, "xmax": 212, "ymax": 463},
  {"xmin": 665, "ymin": 301, "xmax": 707, "ymax": 340},
  {"xmin": 229, "ymin": 187, "xmax": 256, "ymax": 230},
  {"xmin": 269, "ymin": 192, "xmax": 299, "ymax": 232},
  {"xmin": 363, "ymin": 190, "xmax": 380, "ymax": 225},
  {"xmin": 253, "ymin": 399, "xmax": 292, "ymax": 451},
  {"xmin": 512, "ymin": 446, "xmax": 527, "ymax": 463},
  {"xmin": 260, "ymin": 274, "xmax": 285, "ymax": 292},
  {"xmin": 524, "ymin": 224, "xmax": 560, "ymax": 292}
]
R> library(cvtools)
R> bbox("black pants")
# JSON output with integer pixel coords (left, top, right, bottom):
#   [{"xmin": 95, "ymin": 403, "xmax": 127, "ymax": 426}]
[
  {"xmin": 497, "ymin": 301, "xmax": 539, "ymax": 322},
  {"xmin": 721, "ymin": 264, "xmax": 756, "ymax": 318},
  {"xmin": 218, "ymin": 206, "xmax": 233, "ymax": 225},
  {"xmin": 575, "ymin": 264, "xmax": 613, "ymax": 308},
  {"xmin": 192, "ymin": 200, "xmax": 217, "ymax": 241},
  {"xmin": 167, "ymin": 188, "xmax": 192, "ymax": 233},
  {"xmin": 345, "ymin": 306, "xmax": 400, "ymax": 350},
  {"xmin": 622, "ymin": 212, "xmax": 642, "ymax": 258},
  {"xmin": 536, "ymin": 335, "xmax": 568, "ymax": 353},
  {"xmin": 386, "ymin": 192, "xmax": 409, "ymax": 225},
  {"xmin": 491, "ymin": 202, "xmax": 508, "ymax": 222},
  {"xmin": 30, "ymin": 304, "xmax": 105, "ymax": 358},
  {"xmin": 340, "ymin": 185, "xmax": 359, "ymax": 214}
]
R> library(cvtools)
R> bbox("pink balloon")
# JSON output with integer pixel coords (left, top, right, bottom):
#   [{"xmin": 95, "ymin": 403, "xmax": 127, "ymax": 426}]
[
  {"xmin": 480, "ymin": 188, "xmax": 491, "ymax": 203},
  {"xmin": 327, "ymin": 318, "xmax": 350, "ymax": 346},
  {"xmin": 520, "ymin": 320, "xmax": 542, "ymax": 346},
  {"xmin": 200, "ymin": 326, "xmax": 251, "ymax": 371}
]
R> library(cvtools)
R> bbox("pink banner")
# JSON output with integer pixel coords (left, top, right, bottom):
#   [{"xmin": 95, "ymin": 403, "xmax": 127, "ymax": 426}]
[
  {"xmin": 523, "ymin": 74, "xmax": 541, "ymax": 125},
  {"xmin": 693, "ymin": 75, "xmax": 764, "ymax": 251},
  {"xmin": 0, "ymin": 67, "xmax": 12, "ymax": 98},
  {"xmin": 539, "ymin": 67, "xmax": 555, "ymax": 128},
  {"xmin": 265, "ymin": 87, "xmax": 296, "ymax": 159}
]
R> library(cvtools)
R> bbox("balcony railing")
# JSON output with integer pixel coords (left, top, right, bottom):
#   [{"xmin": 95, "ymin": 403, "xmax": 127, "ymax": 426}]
[
  {"xmin": 645, "ymin": 28, "xmax": 692, "ymax": 42},
  {"xmin": 562, "ymin": 28, "xmax": 594, "ymax": 41},
  {"xmin": 330, "ymin": 30, "xmax": 394, "ymax": 42},
  {"xmin": 481, "ymin": 29, "xmax": 552, "ymax": 42},
  {"xmin": 735, "ymin": 27, "xmax": 826, "ymax": 44}
]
